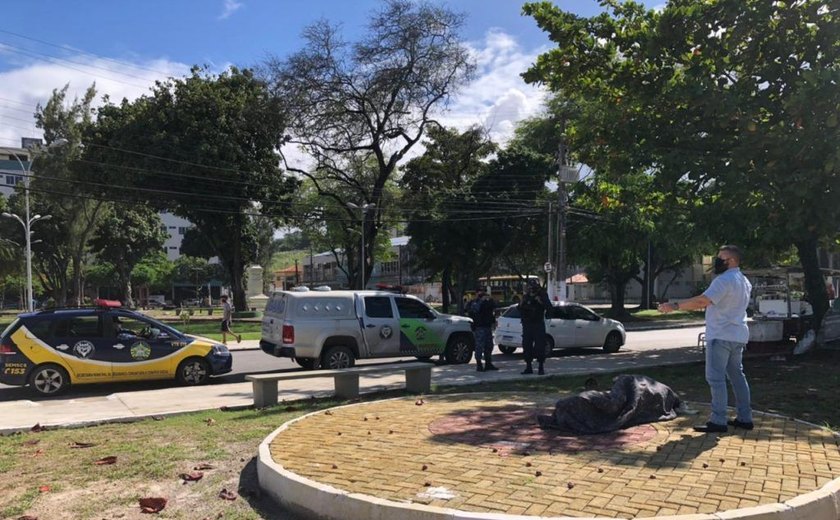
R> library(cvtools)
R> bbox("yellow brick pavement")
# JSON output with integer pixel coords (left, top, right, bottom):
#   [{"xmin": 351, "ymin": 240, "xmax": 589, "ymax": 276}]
[{"xmin": 268, "ymin": 393, "xmax": 840, "ymax": 518}]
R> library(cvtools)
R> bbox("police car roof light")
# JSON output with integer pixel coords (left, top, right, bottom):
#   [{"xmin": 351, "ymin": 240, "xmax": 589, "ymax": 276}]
[{"xmin": 94, "ymin": 299, "xmax": 122, "ymax": 308}]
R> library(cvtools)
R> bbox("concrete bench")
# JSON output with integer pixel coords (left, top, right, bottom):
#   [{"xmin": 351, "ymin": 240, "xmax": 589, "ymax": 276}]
[{"xmin": 245, "ymin": 362, "xmax": 434, "ymax": 408}]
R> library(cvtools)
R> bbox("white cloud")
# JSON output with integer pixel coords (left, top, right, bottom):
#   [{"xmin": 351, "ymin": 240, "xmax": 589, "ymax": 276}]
[
  {"xmin": 218, "ymin": 0, "xmax": 244, "ymax": 20},
  {"xmin": 0, "ymin": 57, "xmax": 190, "ymax": 148},
  {"xmin": 438, "ymin": 28, "xmax": 549, "ymax": 145}
]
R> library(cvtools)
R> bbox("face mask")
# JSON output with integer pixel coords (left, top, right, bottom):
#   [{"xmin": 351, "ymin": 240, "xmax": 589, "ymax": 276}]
[{"xmin": 713, "ymin": 257, "xmax": 728, "ymax": 274}]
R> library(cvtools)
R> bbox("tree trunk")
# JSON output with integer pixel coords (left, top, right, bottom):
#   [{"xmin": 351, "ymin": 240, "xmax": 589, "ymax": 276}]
[
  {"xmin": 441, "ymin": 265, "xmax": 452, "ymax": 313},
  {"xmin": 72, "ymin": 254, "xmax": 83, "ymax": 307},
  {"xmin": 796, "ymin": 237, "xmax": 828, "ymax": 332},
  {"xmin": 609, "ymin": 280, "xmax": 628, "ymax": 317}
]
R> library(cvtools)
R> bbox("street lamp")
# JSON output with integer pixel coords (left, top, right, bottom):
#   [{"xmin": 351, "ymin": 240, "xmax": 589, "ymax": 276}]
[
  {"xmin": 2, "ymin": 139, "xmax": 65, "ymax": 311},
  {"xmin": 346, "ymin": 202, "xmax": 376, "ymax": 289}
]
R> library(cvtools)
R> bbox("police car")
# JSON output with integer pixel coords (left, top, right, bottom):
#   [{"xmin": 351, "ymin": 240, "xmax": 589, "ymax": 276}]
[{"xmin": 0, "ymin": 300, "xmax": 232, "ymax": 396}]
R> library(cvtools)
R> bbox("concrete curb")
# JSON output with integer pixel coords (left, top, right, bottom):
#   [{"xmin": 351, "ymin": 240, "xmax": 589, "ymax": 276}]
[{"xmin": 257, "ymin": 400, "xmax": 840, "ymax": 520}]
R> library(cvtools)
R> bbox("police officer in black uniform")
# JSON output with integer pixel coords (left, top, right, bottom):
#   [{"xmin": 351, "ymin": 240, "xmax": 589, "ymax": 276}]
[{"xmin": 518, "ymin": 279, "xmax": 552, "ymax": 375}]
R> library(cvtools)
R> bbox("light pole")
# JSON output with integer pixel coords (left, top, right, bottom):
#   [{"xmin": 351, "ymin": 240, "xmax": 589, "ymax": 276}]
[
  {"xmin": 346, "ymin": 202, "xmax": 376, "ymax": 289},
  {"xmin": 2, "ymin": 212, "xmax": 51, "ymax": 312},
  {"xmin": 2, "ymin": 140, "xmax": 65, "ymax": 311}
]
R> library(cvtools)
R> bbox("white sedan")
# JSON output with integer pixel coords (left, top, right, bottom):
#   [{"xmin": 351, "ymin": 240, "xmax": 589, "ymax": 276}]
[{"xmin": 493, "ymin": 302, "xmax": 626, "ymax": 356}]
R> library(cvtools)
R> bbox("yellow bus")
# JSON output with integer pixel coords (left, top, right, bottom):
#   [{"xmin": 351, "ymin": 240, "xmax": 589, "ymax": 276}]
[{"xmin": 464, "ymin": 275, "xmax": 541, "ymax": 305}]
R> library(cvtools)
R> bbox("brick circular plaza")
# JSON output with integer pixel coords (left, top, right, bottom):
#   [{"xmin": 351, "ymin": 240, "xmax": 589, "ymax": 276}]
[{"xmin": 259, "ymin": 393, "xmax": 840, "ymax": 519}]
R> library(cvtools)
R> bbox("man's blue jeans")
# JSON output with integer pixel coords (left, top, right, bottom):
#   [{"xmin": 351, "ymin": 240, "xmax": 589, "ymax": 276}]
[{"xmin": 705, "ymin": 338, "xmax": 752, "ymax": 425}]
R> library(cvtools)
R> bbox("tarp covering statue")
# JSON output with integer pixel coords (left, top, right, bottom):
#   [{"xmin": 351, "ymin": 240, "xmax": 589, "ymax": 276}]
[{"xmin": 537, "ymin": 374, "xmax": 681, "ymax": 434}]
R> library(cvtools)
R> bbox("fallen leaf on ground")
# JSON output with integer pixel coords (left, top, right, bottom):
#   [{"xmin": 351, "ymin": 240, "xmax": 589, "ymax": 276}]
[
  {"xmin": 17, "ymin": 515, "xmax": 38, "ymax": 520},
  {"xmin": 218, "ymin": 488, "xmax": 237, "ymax": 501},
  {"xmin": 204, "ymin": 418, "xmax": 216, "ymax": 426},
  {"xmin": 94, "ymin": 456, "xmax": 117, "ymax": 465},
  {"xmin": 38, "ymin": 485, "xmax": 50, "ymax": 493},
  {"xmin": 22, "ymin": 439, "xmax": 40, "ymax": 446},
  {"xmin": 415, "ymin": 398, "xmax": 424, "ymax": 406},
  {"xmin": 139, "ymin": 497, "xmax": 167, "ymax": 513},
  {"xmin": 70, "ymin": 441, "xmax": 96, "ymax": 449},
  {"xmin": 179, "ymin": 471, "xmax": 204, "ymax": 481},
  {"xmin": 194, "ymin": 463, "xmax": 215, "ymax": 470}
]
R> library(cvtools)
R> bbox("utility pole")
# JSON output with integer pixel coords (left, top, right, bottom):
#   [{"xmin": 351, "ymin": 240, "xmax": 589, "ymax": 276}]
[
  {"xmin": 546, "ymin": 202, "xmax": 554, "ymax": 299},
  {"xmin": 555, "ymin": 117, "xmax": 578, "ymax": 302}
]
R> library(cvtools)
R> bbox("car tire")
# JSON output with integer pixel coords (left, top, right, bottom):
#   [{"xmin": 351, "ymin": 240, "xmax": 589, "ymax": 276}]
[
  {"xmin": 603, "ymin": 331, "xmax": 622, "ymax": 353},
  {"xmin": 295, "ymin": 357, "xmax": 320, "ymax": 370},
  {"xmin": 321, "ymin": 346, "xmax": 355, "ymax": 370},
  {"xmin": 498, "ymin": 345, "xmax": 517, "ymax": 355},
  {"xmin": 544, "ymin": 335, "xmax": 556, "ymax": 358},
  {"xmin": 444, "ymin": 334, "xmax": 474, "ymax": 364},
  {"xmin": 176, "ymin": 357, "xmax": 211, "ymax": 386},
  {"xmin": 30, "ymin": 364, "xmax": 70, "ymax": 396}
]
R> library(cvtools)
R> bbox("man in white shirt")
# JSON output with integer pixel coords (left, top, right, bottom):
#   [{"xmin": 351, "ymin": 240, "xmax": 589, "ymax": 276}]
[{"xmin": 659, "ymin": 245, "xmax": 753, "ymax": 433}]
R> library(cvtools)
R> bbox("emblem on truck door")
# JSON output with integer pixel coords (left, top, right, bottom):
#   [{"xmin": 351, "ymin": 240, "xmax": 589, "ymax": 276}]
[{"xmin": 380, "ymin": 325, "xmax": 393, "ymax": 339}]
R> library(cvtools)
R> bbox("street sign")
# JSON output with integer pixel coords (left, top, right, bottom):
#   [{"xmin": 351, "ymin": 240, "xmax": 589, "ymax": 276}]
[{"xmin": 544, "ymin": 262, "xmax": 553, "ymax": 273}]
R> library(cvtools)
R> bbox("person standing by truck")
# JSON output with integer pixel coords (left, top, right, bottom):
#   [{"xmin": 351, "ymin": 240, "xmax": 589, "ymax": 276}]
[
  {"xmin": 220, "ymin": 295, "xmax": 241, "ymax": 345},
  {"xmin": 469, "ymin": 289, "xmax": 498, "ymax": 372},
  {"xmin": 518, "ymin": 279, "xmax": 551, "ymax": 375}
]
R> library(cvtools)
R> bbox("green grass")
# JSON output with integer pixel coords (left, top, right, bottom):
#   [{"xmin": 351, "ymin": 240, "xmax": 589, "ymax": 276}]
[
  {"xmin": 2, "ymin": 349, "xmax": 840, "ymax": 519},
  {"xmin": 173, "ymin": 321, "xmax": 261, "ymax": 342},
  {"xmin": 630, "ymin": 309, "xmax": 705, "ymax": 321}
]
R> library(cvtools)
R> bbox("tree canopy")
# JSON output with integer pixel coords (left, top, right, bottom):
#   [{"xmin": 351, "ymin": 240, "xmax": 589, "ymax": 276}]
[
  {"xmin": 524, "ymin": 0, "xmax": 840, "ymax": 324},
  {"xmin": 263, "ymin": 0, "xmax": 475, "ymax": 288}
]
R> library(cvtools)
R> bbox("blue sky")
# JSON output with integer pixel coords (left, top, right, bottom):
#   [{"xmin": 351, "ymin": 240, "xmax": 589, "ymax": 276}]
[{"xmin": 0, "ymin": 0, "xmax": 658, "ymax": 148}]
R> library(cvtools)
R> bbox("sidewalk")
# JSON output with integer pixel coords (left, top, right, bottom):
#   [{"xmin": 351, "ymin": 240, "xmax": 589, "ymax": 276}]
[{"xmin": 0, "ymin": 343, "xmax": 705, "ymax": 434}]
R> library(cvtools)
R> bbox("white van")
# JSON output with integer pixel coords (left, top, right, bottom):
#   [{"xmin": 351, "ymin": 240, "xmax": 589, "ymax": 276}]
[{"xmin": 260, "ymin": 290, "xmax": 475, "ymax": 369}]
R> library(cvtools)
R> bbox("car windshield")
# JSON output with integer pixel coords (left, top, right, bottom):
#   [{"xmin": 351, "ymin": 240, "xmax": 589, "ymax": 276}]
[{"xmin": 502, "ymin": 306, "xmax": 520, "ymax": 319}]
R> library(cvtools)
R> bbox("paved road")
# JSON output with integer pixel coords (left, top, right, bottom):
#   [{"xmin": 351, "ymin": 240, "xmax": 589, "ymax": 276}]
[{"xmin": 0, "ymin": 326, "xmax": 703, "ymax": 402}]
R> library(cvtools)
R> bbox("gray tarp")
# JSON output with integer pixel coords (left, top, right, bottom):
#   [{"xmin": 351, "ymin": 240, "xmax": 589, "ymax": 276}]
[{"xmin": 537, "ymin": 374, "xmax": 681, "ymax": 434}]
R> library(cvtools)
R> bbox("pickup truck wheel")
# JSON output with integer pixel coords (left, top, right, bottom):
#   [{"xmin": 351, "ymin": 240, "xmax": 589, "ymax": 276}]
[
  {"xmin": 603, "ymin": 331, "xmax": 622, "ymax": 353},
  {"xmin": 498, "ymin": 345, "xmax": 516, "ymax": 355},
  {"xmin": 295, "ymin": 357, "xmax": 320, "ymax": 370},
  {"xmin": 322, "ymin": 346, "xmax": 355, "ymax": 370},
  {"xmin": 444, "ymin": 334, "xmax": 473, "ymax": 364}
]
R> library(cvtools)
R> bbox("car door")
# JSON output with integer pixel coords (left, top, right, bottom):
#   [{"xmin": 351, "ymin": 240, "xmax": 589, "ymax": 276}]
[
  {"xmin": 360, "ymin": 296, "xmax": 400, "ymax": 356},
  {"xmin": 394, "ymin": 296, "xmax": 446, "ymax": 357},
  {"xmin": 106, "ymin": 312, "xmax": 179, "ymax": 380},
  {"xmin": 547, "ymin": 305, "xmax": 577, "ymax": 348},
  {"xmin": 568, "ymin": 305, "xmax": 604, "ymax": 347},
  {"xmin": 48, "ymin": 314, "xmax": 114, "ymax": 382}
]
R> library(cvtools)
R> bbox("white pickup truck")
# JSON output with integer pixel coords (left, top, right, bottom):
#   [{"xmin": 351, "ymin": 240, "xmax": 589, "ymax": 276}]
[{"xmin": 260, "ymin": 290, "xmax": 475, "ymax": 369}]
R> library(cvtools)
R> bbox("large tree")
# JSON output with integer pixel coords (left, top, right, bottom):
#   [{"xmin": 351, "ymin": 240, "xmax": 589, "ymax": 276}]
[
  {"xmin": 524, "ymin": 0, "xmax": 840, "ymax": 326},
  {"xmin": 401, "ymin": 125, "xmax": 497, "ymax": 309},
  {"xmin": 404, "ymin": 135, "xmax": 553, "ymax": 312},
  {"xmin": 90, "ymin": 206, "xmax": 167, "ymax": 307},
  {"xmin": 263, "ymin": 0, "xmax": 475, "ymax": 288},
  {"xmin": 32, "ymin": 84, "xmax": 108, "ymax": 306},
  {"xmin": 88, "ymin": 67, "xmax": 298, "ymax": 310}
]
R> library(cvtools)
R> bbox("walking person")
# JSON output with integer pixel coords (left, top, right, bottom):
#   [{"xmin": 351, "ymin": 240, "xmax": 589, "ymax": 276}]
[
  {"xmin": 658, "ymin": 245, "xmax": 753, "ymax": 433},
  {"xmin": 468, "ymin": 289, "xmax": 498, "ymax": 372},
  {"xmin": 518, "ymin": 279, "xmax": 552, "ymax": 375},
  {"xmin": 220, "ymin": 295, "xmax": 241, "ymax": 345}
]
